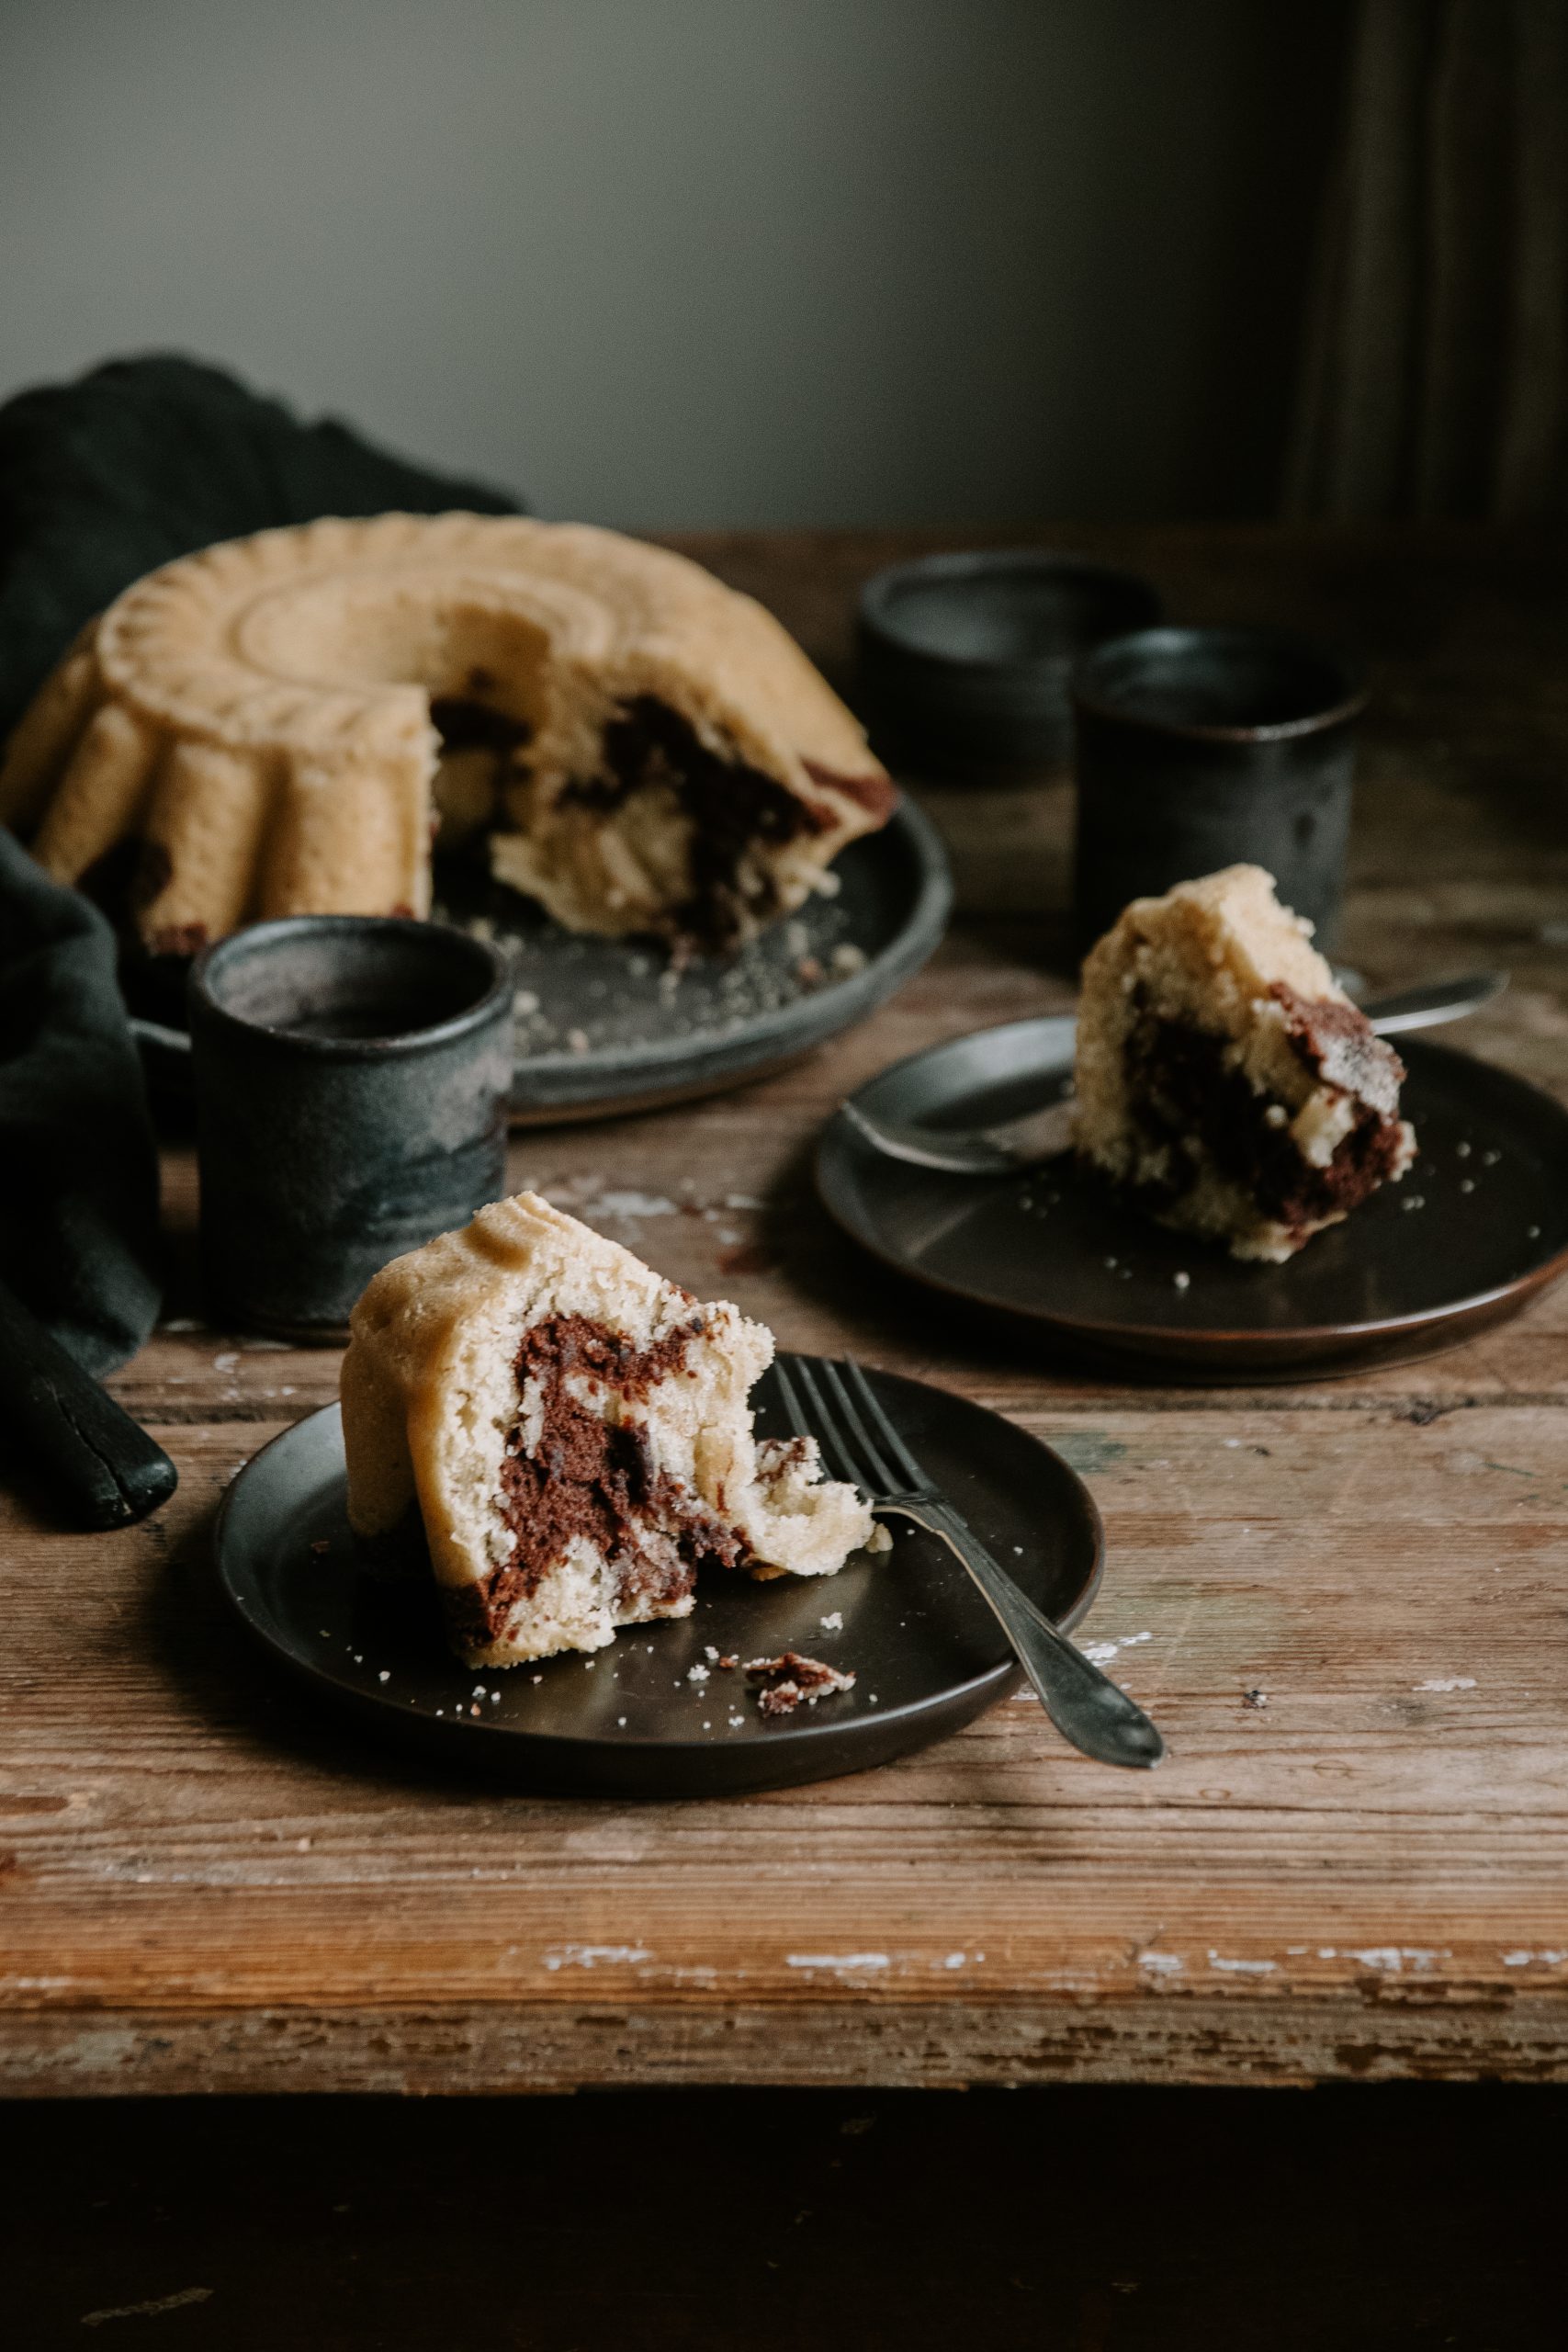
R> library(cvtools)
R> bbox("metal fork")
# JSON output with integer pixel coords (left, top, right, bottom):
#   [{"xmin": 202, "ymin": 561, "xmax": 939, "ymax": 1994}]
[{"xmin": 773, "ymin": 1354, "xmax": 1165, "ymax": 1770}]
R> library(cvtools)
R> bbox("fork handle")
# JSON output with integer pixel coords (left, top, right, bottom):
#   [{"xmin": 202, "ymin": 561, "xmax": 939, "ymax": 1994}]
[{"xmin": 903, "ymin": 1499, "xmax": 1165, "ymax": 1770}]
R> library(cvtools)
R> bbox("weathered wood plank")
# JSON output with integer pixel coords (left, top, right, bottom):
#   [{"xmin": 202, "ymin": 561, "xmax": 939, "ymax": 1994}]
[
  {"xmin": 5, "ymin": 1404, "xmax": 1567, "ymax": 2090},
  {"xmin": 11, "ymin": 522, "xmax": 1568, "ymax": 2092},
  {"xmin": 108, "ymin": 904, "xmax": 1568, "ymax": 1427}
]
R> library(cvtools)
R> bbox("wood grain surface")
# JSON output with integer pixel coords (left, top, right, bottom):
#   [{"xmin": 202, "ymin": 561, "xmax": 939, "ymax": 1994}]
[{"xmin": 5, "ymin": 521, "xmax": 1568, "ymax": 2095}]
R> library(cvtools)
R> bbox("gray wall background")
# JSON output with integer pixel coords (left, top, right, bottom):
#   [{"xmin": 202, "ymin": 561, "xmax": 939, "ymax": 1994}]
[{"xmin": 2, "ymin": 0, "xmax": 1348, "ymax": 529}]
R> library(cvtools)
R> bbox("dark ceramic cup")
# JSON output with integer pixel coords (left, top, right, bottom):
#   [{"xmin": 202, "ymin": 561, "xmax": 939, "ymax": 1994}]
[
  {"xmin": 857, "ymin": 549, "xmax": 1163, "ymax": 779},
  {"xmin": 1070, "ymin": 625, "xmax": 1367, "ymax": 957},
  {"xmin": 190, "ymin": 917, "xmax": 515, "ymax": 1339}
]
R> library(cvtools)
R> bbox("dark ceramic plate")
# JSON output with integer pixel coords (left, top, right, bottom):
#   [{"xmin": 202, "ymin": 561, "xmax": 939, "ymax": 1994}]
[
  {"xmin": 214, "ymin": 1362, "xmax": 1102, "ymax": 1796},
  {"xmin": 818, "ymin": 1018, "xmax": 1568, "ymax": 1382},
  {"xmin": 132, "ymin": 802, "xmax": 950, "ymax": 1127}
]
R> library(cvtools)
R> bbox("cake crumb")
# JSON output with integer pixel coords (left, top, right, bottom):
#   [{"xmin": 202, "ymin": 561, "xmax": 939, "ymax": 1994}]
[
  {"xmin": 746, "ymin": 1651, "xmax": 856, "ymax": 1717},
  {"xmin": 819, "ymin": 1610, "xmax": 844, "ymax": 1632},
  {"xmin": 687, "ymin": 1662, "xmax": 710, "ymax": 1683},
  {"xmin": 1172, "ymin": 1271, "xmax": 1190, "ymax": 1290},
  {"xmin": 865, "ymin": 1523, "xmax": 894, "ymax": 1554}
]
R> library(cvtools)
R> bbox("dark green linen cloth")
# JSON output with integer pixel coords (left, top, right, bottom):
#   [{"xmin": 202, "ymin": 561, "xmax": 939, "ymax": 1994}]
[
  {"xmin": 0, "ymin": 830, "xmax": 162, "ymax": 1374},
  {"xmin": 0, "ymin": 353, "xmax": 523, "ymax": 1367},
  {"xmin": 0, "ymin": 352, "xmax": 521, "ymax": 739}
]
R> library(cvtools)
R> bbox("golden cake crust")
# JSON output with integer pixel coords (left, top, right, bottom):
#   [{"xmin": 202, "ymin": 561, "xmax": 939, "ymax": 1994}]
[{"xmin": 0, "ymin": 514, "xmax": 893, "ymax": 954}]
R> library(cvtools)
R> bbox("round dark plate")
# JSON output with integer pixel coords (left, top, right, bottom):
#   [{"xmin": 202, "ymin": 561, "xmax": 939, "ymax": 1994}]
[
  {"xmin": 132, "ymin": 802, "xmax": 950, "ymax": 1128},
  {"xmin": 818, "ymin": 1018, "xmax": 1568, "ymax": 1381},
  {"xmin": 213, "ymin": 1362, "xmax": 1102, "ymax": 1796}
]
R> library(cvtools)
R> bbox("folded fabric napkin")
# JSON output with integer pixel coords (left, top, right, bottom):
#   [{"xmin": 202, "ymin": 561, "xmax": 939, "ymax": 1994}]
[
  {"xmin": 0, "ymin": 830, "xmax": 163, "ymax": 1374},
  {"xmin": 0, "ymin": 351, "xmax": 521, "ymax": 740},
  {"xmin": 0, "ymin": 352, "xmax": 524, "ymax": 1371}
]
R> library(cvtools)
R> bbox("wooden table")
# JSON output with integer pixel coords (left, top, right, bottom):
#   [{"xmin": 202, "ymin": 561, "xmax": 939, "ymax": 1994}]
[{"xmin": 6, "ymin": 523, "xmax": 1568, "ymax": 2098}]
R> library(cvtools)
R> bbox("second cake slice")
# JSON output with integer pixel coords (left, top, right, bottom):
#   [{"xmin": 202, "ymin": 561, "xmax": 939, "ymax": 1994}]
[
  {"xmin": 342, "ymin": 1193, "xmax": 873, "ymax": 1667},
  {"xmin": 1074, "ymin": 865, "xmax": 1416, "ymax": 1261}
]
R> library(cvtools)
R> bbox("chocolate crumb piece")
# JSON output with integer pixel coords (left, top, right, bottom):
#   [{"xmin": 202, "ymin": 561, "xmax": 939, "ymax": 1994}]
[
  {"xmin": 746, "ymin": 1650, "xmax": 856, "ymax": 1718},
  {"xmin": 309, "ymin": 1537, "xmax": 332, "ymax": 1556},
  {"xmin": 717, "ymin": 1653, "xmax": 740, "ymax": 1671}
]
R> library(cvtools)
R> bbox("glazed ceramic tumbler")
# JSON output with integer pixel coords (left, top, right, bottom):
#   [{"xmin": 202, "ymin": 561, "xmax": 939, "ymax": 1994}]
[
  {"xmin": 190, "ymin": 917, "xmax": 514, "ymax": 1339},
  {"xmin": 1070, "ymin": 626, "xmax": 1366, "ymax": 957},
  {"xmin": 858, "ymin": 549, "xmax": 1163, "ymax": 778}
]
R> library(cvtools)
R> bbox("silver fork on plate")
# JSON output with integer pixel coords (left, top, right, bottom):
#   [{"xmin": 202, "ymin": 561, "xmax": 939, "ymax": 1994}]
[{"xmin": 772, "ymin": 1354, "xmax": 1165, "ymax": 1770}]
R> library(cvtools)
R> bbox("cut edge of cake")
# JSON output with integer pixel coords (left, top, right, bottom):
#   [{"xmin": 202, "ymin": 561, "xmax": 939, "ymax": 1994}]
[
  {"xmin": 341, "ymin": 1191, "xmax": 874, "ymax": 1667},
  {"xmin": 1073, "ymin": 865, "xmax": 1416, "ymax": 1262},
  {"xmin": 0, "ymin": 514, "xmax": 897, "ymax": 959}
]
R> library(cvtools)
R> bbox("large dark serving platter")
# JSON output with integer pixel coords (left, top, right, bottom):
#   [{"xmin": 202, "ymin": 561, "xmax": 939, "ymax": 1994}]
[
  {"xmin": 130, "ymin": 800, "xmax": 950, "ymax": 1125},
  {"xmin": 214, "ymin": 1363, "xmax": 1102, "ymax": 1797},
  {"xmin": 818, "ymin": 1017, "xmax": 1568, "ymax": 1381}
]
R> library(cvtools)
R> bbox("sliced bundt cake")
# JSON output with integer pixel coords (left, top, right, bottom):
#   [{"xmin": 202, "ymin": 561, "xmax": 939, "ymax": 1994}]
[
  {"xmin": 341, "ymin": 1191, "xmax": 874, "ymax": 1668},
  {"xmin": 0, "ymin": 514, "xmax": 896, "ymax": 956},
  {"xmin": 1074, "ymin": 865, "xmax": 1416, "ymax": 1261}
]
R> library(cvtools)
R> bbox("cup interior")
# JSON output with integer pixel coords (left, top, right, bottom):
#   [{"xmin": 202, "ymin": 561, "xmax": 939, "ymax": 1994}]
[
  {"xmin": 865, "ymin": 554, "xmax": 1162, "ymax": 670},
  {"xmin": 196, "ymin": 918, "xmax": 504, "ymax": 1046},
  {"xmin": 1076, "ymin": 628, "xmax": 1362, "ymax": 737}
]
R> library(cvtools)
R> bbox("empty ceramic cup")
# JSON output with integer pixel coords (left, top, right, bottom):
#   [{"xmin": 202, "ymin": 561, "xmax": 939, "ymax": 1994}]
[
  {"xmin": 1070, "ymin": 626, "xmax": 1366, "ymax": 956},
  {"xmin": 857, "ymin": 549, "xmax": 1163, "ymax": 779},
  {"xmin": 190, "ymin": 917, "xmax": 514, "ymax": 1338}
]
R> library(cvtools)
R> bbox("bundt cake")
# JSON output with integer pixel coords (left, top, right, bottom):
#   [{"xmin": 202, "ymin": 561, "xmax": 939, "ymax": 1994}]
[
  {"xmin": 0, "ymin": 514, "xmax": 897, "ymax": 956},
  {"xmin": 342, "ymin": 1191, "xmax": 874, "ymax": 1668},
  {"xmin": 1074, "ymin": 865, "xmax": 1416, "ymax": 1261}
]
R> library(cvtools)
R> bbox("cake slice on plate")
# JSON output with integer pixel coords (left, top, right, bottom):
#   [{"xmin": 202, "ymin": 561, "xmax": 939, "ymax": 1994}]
[
  {"xmin": 1073, "ymin": 865, "xmax": 1416, "ymax": 1261},
  {"xmin": 342, "ymin": 1192, "xmax": 873, "ymax": 1667}
]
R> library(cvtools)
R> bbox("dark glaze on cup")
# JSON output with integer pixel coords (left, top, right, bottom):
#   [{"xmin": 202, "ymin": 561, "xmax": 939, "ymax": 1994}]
[
  {"xmin": 858, "ymin": 549, "xmax": 1163, "ymax": 779},
  {"xmin": 1070, "ymin": 626, "xmax": 1367, "ymax": 957},
  {"xmin": 190, "ymin": 917, "xmax": 514, "ymax": 1339}
]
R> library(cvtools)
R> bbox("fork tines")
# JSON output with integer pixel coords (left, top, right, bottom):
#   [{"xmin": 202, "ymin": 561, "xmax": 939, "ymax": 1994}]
[{"xmin": 772, "ymin": 1354, "xmax": 931, "ymax": 1505}]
